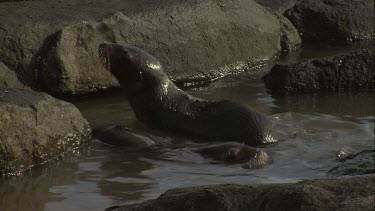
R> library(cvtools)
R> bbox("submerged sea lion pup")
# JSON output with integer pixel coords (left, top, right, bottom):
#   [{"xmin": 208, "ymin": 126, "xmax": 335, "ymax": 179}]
[
  {"xmin": 98, "ymin": 42, "xmax": 274, "ymax": 147},
  {"xmin": 196, "ymin": 143, "xmax": 271, "ymax": 169}
]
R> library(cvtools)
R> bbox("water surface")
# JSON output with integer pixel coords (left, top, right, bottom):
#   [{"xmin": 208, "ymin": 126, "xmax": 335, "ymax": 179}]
[{"xmin": 0, "ymin": 44, "xmax": 374, "ymax": 211}]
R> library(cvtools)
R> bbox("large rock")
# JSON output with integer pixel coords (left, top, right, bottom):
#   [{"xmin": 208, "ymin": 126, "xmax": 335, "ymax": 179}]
[
  {"xmin": 284, "ymin": 0, "xmax": 375, "ymax": 42},
  {"xmin": 0, "ymin": 89, "xmax": 92, "ymax": 176},
  {"xmin": 0, "ymin": 62, "xmax": 29, "ymax": 89},
  {"xmin": 328, "ymin": 150, "xmax": 375, "ymax": 177},
  {"xmin": 263, "ymin": 49, "xmax": 375, "ymax": 94},
  {"xmin": 0, "ymin": 0, "xmax": 281, "ymax": 97},
  {"xmin": 251, "ymin": 0, "xmax": 302, "ymax": 53},
  {"xmin": 107, "ymin": 175, "xmax": 375, "ymax": 211}
]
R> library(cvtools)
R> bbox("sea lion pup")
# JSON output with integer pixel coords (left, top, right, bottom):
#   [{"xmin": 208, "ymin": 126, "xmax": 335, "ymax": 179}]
[
  {"xmin": 195, "ymin": 143, "xmax": 270, "ymax": 169},
  {"xmin": 92, "ymin": 125, "xmax": 156, "ymax": 150},
  {"xmin": 98, "ymin": 42, "xmax": 275, "ymax": 147}
]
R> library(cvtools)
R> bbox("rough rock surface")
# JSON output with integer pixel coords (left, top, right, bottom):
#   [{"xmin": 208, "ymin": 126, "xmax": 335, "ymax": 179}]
[
  {"xmin": 107, "ymin": 175, "xmax": 375, "ymax": 211},
  {"xmin": 0, "ymin": 62, "xmax": 29, "ymax": 89},
  {"xmin": 277, "ymin": 14, "xmax": 301, "ymax": 53},
  {"xmin": 328, "ymin": 150, "xmax": 375, "ymax": 177},
  {"xmin": 263, "ymin": 49, "xmax": 375, "ymax": 94},
  {"xmin": 254, "ymin": 0, "xmax": 299, "ymax": 13},
  {"xmin": 285, "ymin": 0, "xmax": 375, "ymax": 42},
  {"xmin": 0, "ymin": 0, "xmax": 281, "ymax": 97},
  {"xmin": 0, "ymin": 89, "xmax": 92, "ymax": 176}
]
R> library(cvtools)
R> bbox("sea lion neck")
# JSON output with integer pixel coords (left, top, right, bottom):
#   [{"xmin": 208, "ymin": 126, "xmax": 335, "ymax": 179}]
[{"xmin": 127, "ymin": 78, "xmax": 201, "ymax": 128}]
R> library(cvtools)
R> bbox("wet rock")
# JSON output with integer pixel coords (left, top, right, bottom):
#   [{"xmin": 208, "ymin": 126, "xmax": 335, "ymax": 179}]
[
  {"xmin": 0, "ymin": 0, "xmax": 281, "ymax": 97},
  {"xmin": 254, "ymin": 0, "xmax": 298, "ymax": 13},
  {"xmin": 263, "ymin": 49, "xmax": 375, "ymax": 94},
  {"xmin": 284, "ymin": 0, "xmax": 375, "ymax": 42},
  {"xmin": 195, "ymin": 143, "xmax": 270, "ymax": 169},
  {"xmin": 107, "ymin": 175, "xmax": 375, "ymax": 211},
  {"xmin": 33, "ymin": 23, "xmax": 118, "ymax": 96},
  {"xmin": 328, "ymin": 150, "xmax": 375, "ymax": 177},
  {"xmin": 0, "ymin": 62, "xmax": 29, "ymax": 89},
  {"xmin": 0, "ymin": 89, "xmax": 92, "ymax": 176}
]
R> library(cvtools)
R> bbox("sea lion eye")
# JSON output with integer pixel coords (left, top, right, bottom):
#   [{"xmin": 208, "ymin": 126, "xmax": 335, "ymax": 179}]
[{"xmin": 122, "ymin": 50, "xmax": 129, "ymax": 56}]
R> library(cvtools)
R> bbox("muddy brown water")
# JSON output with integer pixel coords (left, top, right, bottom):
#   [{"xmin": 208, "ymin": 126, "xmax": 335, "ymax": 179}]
[{"xmin": 0, "ymin": 43, "xmax": 374, "ymax": 211}]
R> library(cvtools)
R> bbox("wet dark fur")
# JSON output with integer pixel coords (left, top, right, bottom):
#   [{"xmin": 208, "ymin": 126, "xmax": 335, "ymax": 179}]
[
  {"xmin": 195, "ymin": 143, "xmax": 270, "ymax": 168},
  {"xmin": 98, "ymin": 43, "xmax": 273, "ymax": 147}
]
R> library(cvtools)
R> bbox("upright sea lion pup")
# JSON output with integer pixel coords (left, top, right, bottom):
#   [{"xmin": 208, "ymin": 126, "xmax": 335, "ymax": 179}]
[{"xmin": 98, "ymin": 42, "xmax": 275, "ymax": 147}]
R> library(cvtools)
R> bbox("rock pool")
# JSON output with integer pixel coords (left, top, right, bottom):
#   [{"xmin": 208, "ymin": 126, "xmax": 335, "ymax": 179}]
[{"xmin": 0, "ymin": 44, "xmax": 373, "ymax": 211}]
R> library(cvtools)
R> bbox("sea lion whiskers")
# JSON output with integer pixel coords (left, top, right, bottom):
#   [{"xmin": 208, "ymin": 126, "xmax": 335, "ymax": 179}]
[
  {"xmin": 161, "ymin": 80, "xmax": 170, "ymax": 97},
  {"xmin": 98, "ymin": 44, "xmax": 111, "ymax": 70},
  {"xmin": 147, "ymin": 62, "xmax": 161, "ymax": 70}
]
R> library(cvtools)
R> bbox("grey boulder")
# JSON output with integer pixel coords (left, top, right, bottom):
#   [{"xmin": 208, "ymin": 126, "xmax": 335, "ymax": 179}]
[
  {"xmin": 0, "ymin": 62, "xmax": 29, "ymax": 90},
  {"xmin": 284, "ymin": 0, "xmax": 375, "ymax": 42},
  {"xmin": 1, "ymin": 0, "xmax": 282, "ymax": 97},
  {"xmin": 263, "ymin": 49, "xmax": 375, "ymax": 94},
  {"xmin": 0, "ymin": 89, "xmax": 92, "ymax": 176}
]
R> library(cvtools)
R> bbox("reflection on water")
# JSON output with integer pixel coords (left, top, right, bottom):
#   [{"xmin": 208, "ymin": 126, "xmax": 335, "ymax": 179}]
[
  {"xmin": 1, "ymin": 77, "xmax": 373, "ymax": 211},
  {"xmin": 1, "ymin": 43, "xmax": 374, "ymax": 211},
  {"xmin": 272, "ymin": 91, "xmax": 375, "ymax": 120}
]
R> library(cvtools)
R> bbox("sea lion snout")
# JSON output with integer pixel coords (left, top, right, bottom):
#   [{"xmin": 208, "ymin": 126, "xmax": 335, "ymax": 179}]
[
  {"xmin": 98, "ymin": 42, "xmax": 130, "ymax": 69},
  {"xmin": 98, "ymin": 42, "xmax": 170, "ymax": 97},
  {"xmin": 98, "ymin": 42, "xmax": 146, "ymax": 91}
]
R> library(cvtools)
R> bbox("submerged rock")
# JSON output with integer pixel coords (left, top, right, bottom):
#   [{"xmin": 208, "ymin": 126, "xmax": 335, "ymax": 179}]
[
  {"xmin": 285, "ymin": 0, "xmax": 374, "ymax": 42},
  {"xmin": 264, "ymin": 49, "xmax": 375, "ymax": 94},
  {"xmin": 328, "ymin": 150, "xmax": 375, "ymax": 177},
  {"xmin": 0, "ymin": 89, "xmax": 92, "ymax": 176},
  {"xmin": 0, "ymin": 0, "xmax": 281, "ymax": 97},
  {"xmin": 107, "ymin": 175, "xmax": 375, "ymax": 211}
]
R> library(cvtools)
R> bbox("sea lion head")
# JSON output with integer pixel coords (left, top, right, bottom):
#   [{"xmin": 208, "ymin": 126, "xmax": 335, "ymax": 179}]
[{"xmin": 98, "ymin": 42, "xmax": 168, "ymax": 97}]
